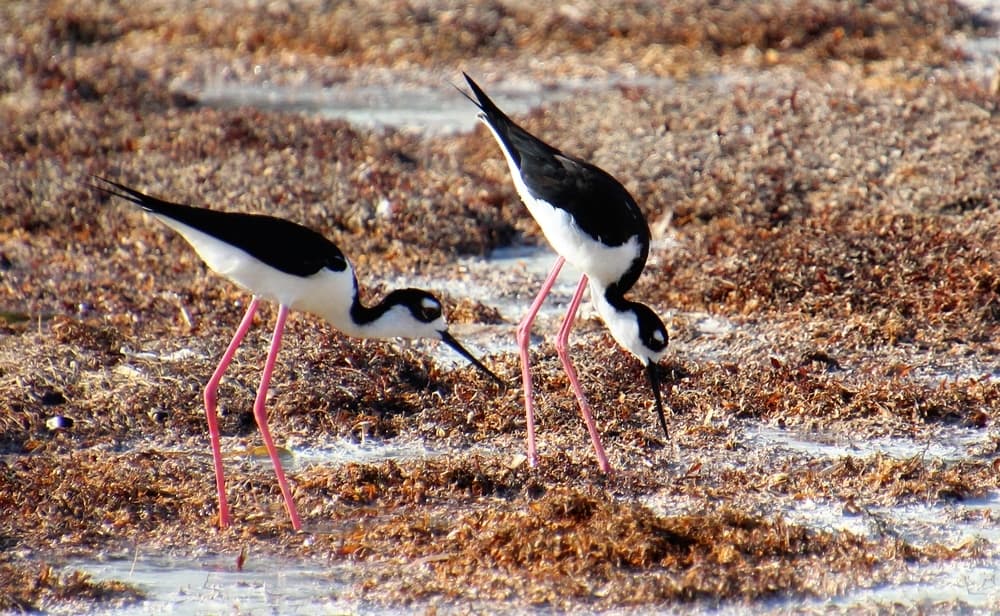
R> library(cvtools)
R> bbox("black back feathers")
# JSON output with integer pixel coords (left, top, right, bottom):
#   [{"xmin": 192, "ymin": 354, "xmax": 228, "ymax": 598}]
[{"xmin": 93, "ymin": 177, "xmax": 348, "ymax": 277}]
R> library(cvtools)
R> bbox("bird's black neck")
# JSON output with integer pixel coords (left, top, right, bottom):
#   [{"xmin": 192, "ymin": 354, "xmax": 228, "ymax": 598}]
[
  {"xmin": 601, "ymin": 285, "xmax": 637, "ymax": 313},
  {"xmin": 349, "ymin": 286, "xmax": 439, "ymax": 330},
  {"xmin": 604, "ymin": 244, "xmax": 649, "ymax": 300},
  {"xmin": 595, "ymin": 283, "xmax": 669, "ymax": 361},
  {"xmin": 349, "ymin": 284, "xmax": 393, "ymax": 326}
]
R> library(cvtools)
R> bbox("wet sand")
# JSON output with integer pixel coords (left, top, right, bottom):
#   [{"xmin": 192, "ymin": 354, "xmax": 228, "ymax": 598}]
[{"xmin": 2, "ymin": 0, "xmax": 999, "ymax": 612}]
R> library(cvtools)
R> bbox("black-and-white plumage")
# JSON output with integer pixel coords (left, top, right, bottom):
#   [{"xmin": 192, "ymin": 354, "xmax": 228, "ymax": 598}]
[
  {"xmin": 93, "ymin": 177, "xmax": 501, "ymax": 530},
  {"xmin": 461, "ymin": 74, "xmax": 669, "ymax": 472}
]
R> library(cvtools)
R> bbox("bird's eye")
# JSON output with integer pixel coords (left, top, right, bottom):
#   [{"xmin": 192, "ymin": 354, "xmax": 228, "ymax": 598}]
[
  {"xmin": 643, "ymin": 325, "xmax": 668, "ymax": 351},
  {"xmin": 418, "ymin": 297, "xmax": 442, "ymax": 321}
]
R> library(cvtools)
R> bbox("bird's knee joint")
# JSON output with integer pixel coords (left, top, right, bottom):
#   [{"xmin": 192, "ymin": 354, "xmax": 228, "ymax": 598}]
[
  {"xmin": 555, "ymin": 337, "xmax": 570, "ymax": 358},
  {"xmin": 516, "ymin": 324, "xmax": 531, "ymax": 345}
]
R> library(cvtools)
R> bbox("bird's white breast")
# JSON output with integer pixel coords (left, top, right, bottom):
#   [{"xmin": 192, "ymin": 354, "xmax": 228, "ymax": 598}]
[{"xmin": 482, "ymin": 121, "xmax": 642, "ymax": 288}]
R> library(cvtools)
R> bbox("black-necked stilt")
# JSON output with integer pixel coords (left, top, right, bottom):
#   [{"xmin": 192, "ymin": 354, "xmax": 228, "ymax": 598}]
[
  {"xmin": 459, "ymin": 74, "xmax": 669, "ymax": 474},
  {"xmin": 92, "ymin": 177, "xmax": 502, "ymax": 531}
]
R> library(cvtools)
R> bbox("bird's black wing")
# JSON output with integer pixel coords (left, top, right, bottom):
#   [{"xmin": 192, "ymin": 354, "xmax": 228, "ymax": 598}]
[
  {"xmin": 92, "ymin": 177, "xmax": 348, "ymax": 276},
  {"xmin": 461, "ymin": 74, "xmax": 648, "ymax": 249},
  {"xmin": 518, "ymin": 149, "xmax": 647, "ymax": 250}
]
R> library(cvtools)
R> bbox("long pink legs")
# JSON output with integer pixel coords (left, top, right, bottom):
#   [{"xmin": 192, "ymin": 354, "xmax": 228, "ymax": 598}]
[
  {"xmin": 202, "ymin": 297, "xmax": 302, "ymax": 531},
  {"xmin": 517, "ymin": 256, "xmax": 610, "ymax": 473},
  {"xmin": 555, "ymin": 274, "xmax": 611, "ymax": 473},
  {"xmin": 204, "ymin": 297, "xmax": 260, "ymax": 529},
  {"xmin": 517, "ymin": 256, "xmax": 565, "ymax": 467},
  {"xmin": 252, "ymin": 304, "xmax": 302, "ymax": 530}
]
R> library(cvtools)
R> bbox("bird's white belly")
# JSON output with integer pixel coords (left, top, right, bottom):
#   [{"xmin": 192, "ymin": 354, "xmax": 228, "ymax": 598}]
[
  {"xmin": 522, "ymin": 193, "xmax": 641, "ymax": 289},
  {"xmin": 159, "ymin": 216, "xmax": 357, "ymax": 330}
]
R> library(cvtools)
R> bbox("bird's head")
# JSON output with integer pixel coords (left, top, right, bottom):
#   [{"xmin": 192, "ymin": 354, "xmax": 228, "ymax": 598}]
[{"xmin": 383, "ymin": 289, "xmax": 503, "ymax": 386}]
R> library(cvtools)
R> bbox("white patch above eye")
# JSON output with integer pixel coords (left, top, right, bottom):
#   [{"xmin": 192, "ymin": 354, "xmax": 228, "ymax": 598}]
[
  {"xmin": 421, "ymin": 297, "xmax": 440, "ymax": 311},
  {"xmin": 652, "ymin": 330, "xmax": 665, "ymax": 344}
]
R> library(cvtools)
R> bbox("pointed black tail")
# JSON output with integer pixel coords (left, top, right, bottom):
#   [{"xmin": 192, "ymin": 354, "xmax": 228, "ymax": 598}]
[
  {"xmin": 462, "ymin": 73, "xmax": 534, "ymax": 144},
  {"xmin": 461, "ymin": 73, "xmax": 513, "ymax": 124},
  {"xmin": 459, "ymin": 73, "xmax": 539, "ymax": 169},
  {"xmin": 89, "ymin": 176, "xmax": 181, "ymax": 217}
]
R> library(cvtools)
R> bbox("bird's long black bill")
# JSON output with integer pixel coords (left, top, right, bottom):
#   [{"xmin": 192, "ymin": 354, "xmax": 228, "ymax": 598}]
[
  {"xmin": 440, "ymin": 331, "xmax": 504, "ymax": 387},
  {"xmin": 647, "ymin": 361, "xmax": 670, "ymax": 439}
]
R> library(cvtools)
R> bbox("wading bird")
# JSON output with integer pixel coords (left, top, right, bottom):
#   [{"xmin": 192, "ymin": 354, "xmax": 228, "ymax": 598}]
[
  {"xmin": 93, "ymin": 177, "xmax": 502, "ymax": 530},
  {"xmin": 459, "ymin": 74, "xmax": 669, "ymax": 473}
]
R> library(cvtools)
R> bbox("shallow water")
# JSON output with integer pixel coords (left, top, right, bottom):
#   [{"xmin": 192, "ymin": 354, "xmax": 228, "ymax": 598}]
[
  {"xmin": 59, "ymin": 413, "xmax": 999, "ymax": 613},
  {"xmin": 950, "ymin": 0, "xmax": 1000, "ymax": 89},
  {"xmin": 291, "ymin": 437, "xmax": 439, "ymax": 467},
  {"xmin": 65, "ymin": 488, "xmax": 1000, "ymax": 614},
  {"xmin": 642, "ymin": 422, "xmax": 1000, "ymax": 612},
  {"xmin": 746, "ymin": 423, "xmax": 994, "ymax": 464},
  {"xmin": 193, "ymin": 74, "xmax": 680, "ymax": 135},
  {"xmin": 58, "ymin": 552, "xmax": 353, "ymax": 615},
  {"xmin": 196, "ymin": 77, "xmax": 552, "ymax": 135}
]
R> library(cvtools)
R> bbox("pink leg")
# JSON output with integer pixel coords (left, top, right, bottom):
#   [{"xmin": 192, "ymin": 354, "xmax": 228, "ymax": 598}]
[
  {"xmin": 252, "ymin": 304, "xmax": 302, "ymax": 531},
  {"xmin": 204, "ymin": 297, "xmax": 261, "ymax": 530},
  {"xmin": 556, "ymin": 275, "xmax": 612, "ymax": 474},
  {"xmin": 517, "ymin": 256, "xmax": 566, "ymax": 467}
]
